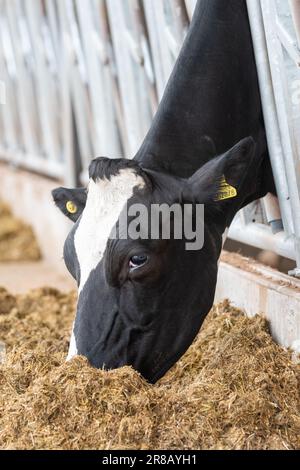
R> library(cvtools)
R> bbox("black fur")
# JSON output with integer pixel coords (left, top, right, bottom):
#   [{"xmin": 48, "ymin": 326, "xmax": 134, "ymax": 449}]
[
  {"xmin": 53, "ymin": 0, "xmax": 275, "ymax": 383},
  {"xmin": 52, "ymin": 187, "xmax": 87, "ymax": 222}
]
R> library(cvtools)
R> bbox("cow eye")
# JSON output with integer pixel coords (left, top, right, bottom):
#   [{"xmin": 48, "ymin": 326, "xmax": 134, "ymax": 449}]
[{"xmin": 129, "ymin": 255, "xmax": 148, "ymax": 270}]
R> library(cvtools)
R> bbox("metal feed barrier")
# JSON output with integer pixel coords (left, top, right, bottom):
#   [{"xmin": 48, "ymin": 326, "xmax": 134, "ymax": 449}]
[
  {"xmin": 0, "ymin": 0, "xmax": 300, "ymax": 274},
  {"xmin": 0, "ymin": 0, "xmax": 196, "ymax": 181}
]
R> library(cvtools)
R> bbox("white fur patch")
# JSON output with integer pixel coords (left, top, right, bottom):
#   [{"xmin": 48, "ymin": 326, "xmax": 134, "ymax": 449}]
[
  {"xmin": 67, "ymin": 323, "xmax": 78, "ymax": 361},
  {"xmin": 66, "ymin": 168, "xmax": 145, "ymax": 360},
  {"xmin": 75, "ymin": 169, "xmax": 145, "ymax": 293}
]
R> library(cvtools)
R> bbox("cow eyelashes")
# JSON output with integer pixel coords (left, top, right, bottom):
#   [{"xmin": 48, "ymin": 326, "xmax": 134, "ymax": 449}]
[{"xmin": 129, "ymin": 255, "xmax": 149, "ymax": 271}]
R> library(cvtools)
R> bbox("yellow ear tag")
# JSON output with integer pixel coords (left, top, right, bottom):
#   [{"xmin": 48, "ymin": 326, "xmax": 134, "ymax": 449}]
[
  {"xmin": 215, "ymin": 176, "xmax": 237, "ymax": 201},
  {"xmin": 66, "ymin": 200, "xmax": 78, "ymax": 214}
]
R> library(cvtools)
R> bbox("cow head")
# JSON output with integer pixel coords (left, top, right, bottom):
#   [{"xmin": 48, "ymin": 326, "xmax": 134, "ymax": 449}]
[{"xmin": 52, "ymin": 137, "xmax": 261, "ymax": 383}]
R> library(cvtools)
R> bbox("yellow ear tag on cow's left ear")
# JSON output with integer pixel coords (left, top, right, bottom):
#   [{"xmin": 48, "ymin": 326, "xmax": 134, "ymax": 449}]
[
  {"xmin": 66, "ymin": 200, "xmax": 78, "ymax": 214},
  {"xmin": 215, "ymin": 176, "xmax": 237, "ymax": 201}
]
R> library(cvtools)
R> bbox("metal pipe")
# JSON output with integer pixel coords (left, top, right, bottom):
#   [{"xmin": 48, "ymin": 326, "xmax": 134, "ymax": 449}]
[
  {"xmin": 56, "ymin": 0, "xmax": 77, "ymax": 187},
  {"xmin": 276, "ymin": 20, "xmax": 300, "ymax": 67},
  {"xmin": 228, "ymin": 221, "xmax": 296, "ymax": 261},
  {"xmin": 246, "ymin": 0, "xmax": 294, "ymax": 237},
  {"xmin": 263, "ymin": 192, "xmax": 284, "ymax": 233},
  {"xmin": 130, "ymin": 0, "xmax": 158, "ymax": 114},
  {"xmin": 289, "ymin": 0, "xmax": 300, "ymax": 49},
  {"xmin": 142, "ymin": 0, "xmax": 175, "ymax": 99},
  {"xmin": 170, "ymin": 0, "xmax": 190, "ymax": 42},
  {"xmin": 261, "ymin": 0, "xmax": 300, "ymax": 269},
  {"xmin": 98, "ymin": 0, "xmax": 128, "ymax": 154},
  {"xmin": 0, "ymin": 147, "xmax": 64, "ymax": 180}
]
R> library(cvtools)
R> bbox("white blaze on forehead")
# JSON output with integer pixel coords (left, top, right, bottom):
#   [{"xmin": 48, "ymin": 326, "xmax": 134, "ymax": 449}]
[
  {"xmin": 74, "ymin": 168, "xmax": 145, "ymax": 294},
  {"xmin": 67, "ymin": 168, "xmax": 145, "ymax": 361}
]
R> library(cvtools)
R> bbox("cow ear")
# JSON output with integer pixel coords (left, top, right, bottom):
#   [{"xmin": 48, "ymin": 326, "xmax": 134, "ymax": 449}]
[
  {"xmin": 52, "ymin": 187, "xmax": 87, "ymax": 222},
  {"xmin": 183, "ymin": 137, "xmax": 256, "ymax": 207}
]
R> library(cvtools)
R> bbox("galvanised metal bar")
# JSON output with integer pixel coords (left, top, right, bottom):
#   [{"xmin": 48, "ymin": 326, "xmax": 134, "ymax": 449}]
[
  {"xmin": 0, "ymin": 11, "xmax": 19, "ymax": 155},
  {"xmin": 263, "ymin": 193, "xmax": 284, "ymax": 234},
  {"xmin": 290, "ymin": 0, "xmax": 300, "ymax": 48},
  {"xmin": 56, "ymin": 0, "xmax": 77, "ymax": 187},
  {"xmin": 229, "ymin": 219, "xmax": 296, "ymax": 261},
  {"xmin": 0, "ymin": 147, "xmax": 64, "ymax": 180},
  {"xmin": 130, "ymin": 0, "xmax": 158, "ymax": 115},
  {"xmin": 169, "ymin": 0, "xmax": 189, "ymax": 44},
  {"xmin": 96, "ymin": 0, "xmax": 128, "ymax": 156},
  {"xmin": 5, "ymin": 0, "xmax": 41, "ymax": 158},
  {"xmin": 143, "ymin": 0, "xmax": 177, "ymax": 99},
  {"xmin": 25, "ymin": 0, "xmax": 62, "ymax": 165},
  {"xmin": 246, "ymin": 0, "xmax": 294, "ymax": 236},
  {"xmin": 276, "ymin": 20, "xmax": 300, "ymax": 67},
  {"xmin": 261, "ymin": 0, "xmax": 300, "ymax": 271},
  {"xmin": 0, "ymin": 0, "xmax": 299, "ymax": 271},
  {"xmin": 45, "ymin": 0, "xmax": 60, "ymax": 59},
  {"xmin": 106, "ymin": 0, "xmax": 154, "ymax": 156},
  {"xmin": 75, "ymin": 0, "xmax": 121, "ymax": 158},
  {"xmin": 59, "ymin": 0, "xmax": 95, "ymax": 177}
]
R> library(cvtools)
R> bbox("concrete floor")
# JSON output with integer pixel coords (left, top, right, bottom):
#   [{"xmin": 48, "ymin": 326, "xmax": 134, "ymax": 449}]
[{"xmin": 0, "ymin": 261, "xmax": 76, "ymax": 294}]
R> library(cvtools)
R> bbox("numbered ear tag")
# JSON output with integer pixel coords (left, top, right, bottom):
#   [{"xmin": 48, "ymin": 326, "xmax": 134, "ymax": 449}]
[
  {"xmin": 66, "ymin": 200, "xmax": 78, "ymax": 214},
  {"xmin": 215, "ymin": 176, "xmax": 237, "ymax": 201}
]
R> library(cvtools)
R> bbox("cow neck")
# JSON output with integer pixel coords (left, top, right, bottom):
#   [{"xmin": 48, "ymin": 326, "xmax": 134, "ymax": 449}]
[{"xmin": 135, "ymin": 0, "xmax": 264, "ymax": 179}]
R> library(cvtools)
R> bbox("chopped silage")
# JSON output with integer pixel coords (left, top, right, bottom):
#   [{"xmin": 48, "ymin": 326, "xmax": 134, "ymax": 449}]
[
  {"xmin": 0, "ymin": 201, "xmax": 41, "ymax": 262},
  {"xmin": 0, "ymin": 287, "xmax": 299, "ymax": 450}
]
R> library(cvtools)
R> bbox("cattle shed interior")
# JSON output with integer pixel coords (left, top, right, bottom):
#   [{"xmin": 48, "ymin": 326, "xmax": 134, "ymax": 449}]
[
  {"xmin": 1, "ymin": 0, "xmax": 300, "ymax": 334},
  {"xmin": 0, "ymin": 0, "xmax": 300, "ymax": 452},
  {"xmin": 0, "ymin": 0, "xmax": 299, "ymax": 266}
]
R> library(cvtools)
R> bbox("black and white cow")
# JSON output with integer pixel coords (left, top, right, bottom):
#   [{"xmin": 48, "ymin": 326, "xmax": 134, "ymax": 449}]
[{"xmin": 53, "ymin": 0, "xmax": 275, "ymax": 383}]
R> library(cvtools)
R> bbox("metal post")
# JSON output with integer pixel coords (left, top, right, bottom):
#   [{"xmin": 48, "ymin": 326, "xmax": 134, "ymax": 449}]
[
  {"xmin": 263, "ymin": 193, "xmax": 284, "ymax": 234},
  {"xmin": 170, "ymin": 0, "xmax": 190, "ymax": 42},
  {"xmin": 289, "ymin": 0, "xmax": 300, "ymax": 49},
  {"xmin": 97, "ymin": 0, "xmax": 128, "ymax": 155},
  {"xmin": 228, "ymin": 221, "xmax": 295, "ymax": 261},
  {"xmin": 143, "ymin": 0, "xmax": 175, "ymax": 99},
  {"xmin": 131, "ymin": 0, "xmax": 158, "ymax": 114},
  {"xmin": 261, "ymin": 0, "xmax": 300, "ymax": 274},
  {"xmin": 75, "ymin": 0, "xmax": 121, "ymax": 158},
  {"xmin": 246, "ymin": 0, "xmax": 294, "ymax": 238},
  {"xmin": 56, "ymin": 0, "xmax": 77, "ymax": 186}
]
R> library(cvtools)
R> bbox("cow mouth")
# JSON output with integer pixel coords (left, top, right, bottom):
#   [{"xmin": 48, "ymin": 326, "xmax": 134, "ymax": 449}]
[
  {"xmin": 74, "ymin": 296, "xmax": 200, "ymax": 383},
  {"xmin": 78, "ymin": 331, "xmax": 182, "ymax": 383}
]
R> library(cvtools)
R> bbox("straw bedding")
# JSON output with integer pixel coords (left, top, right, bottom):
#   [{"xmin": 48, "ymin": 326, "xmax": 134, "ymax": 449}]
[
  {"xmin": 0, "ymin": 287, "xmax": 299, "ymax": 450},
  {"xmin": 0, "ymin": 202, "xmax": 41, "ymax": 261}
]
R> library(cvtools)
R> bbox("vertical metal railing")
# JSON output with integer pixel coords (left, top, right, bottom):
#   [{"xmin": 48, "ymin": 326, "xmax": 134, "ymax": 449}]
[
  {"xmin": 0, "ymin": 0, "xmax": 195, "ymax": 175},
  {"xmin": 0, "ymin": 0, "xmax": 299, "ymax": 272},
  {"xmin": 235, "ymin": 0, "xmax": 300, "ymax": 273}
]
